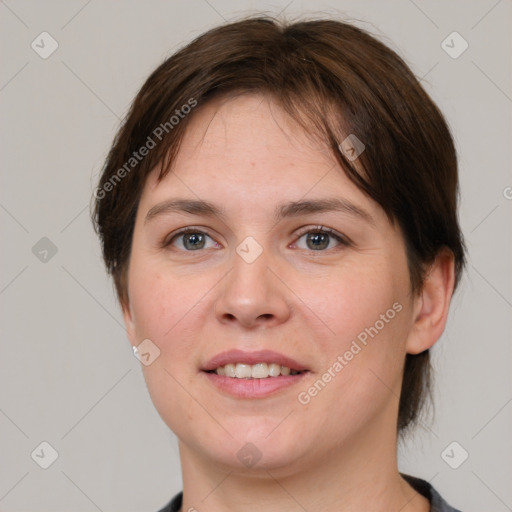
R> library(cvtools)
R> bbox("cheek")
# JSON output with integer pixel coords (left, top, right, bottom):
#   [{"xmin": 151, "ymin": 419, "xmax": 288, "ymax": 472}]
[
  {"xmin": 127, "ymin": 267, "xmax": 210, "ymax": 433},
  {"xmin": 306, "ymin": 262, "xmax": 404, "ymax": 346},
  {"xmin": 300, "ymin": 261, "xmax": 410, "ymax": 399},
  {"xmin": 128, "ymin": 264, "xmax": 199, "ymax": 344}
]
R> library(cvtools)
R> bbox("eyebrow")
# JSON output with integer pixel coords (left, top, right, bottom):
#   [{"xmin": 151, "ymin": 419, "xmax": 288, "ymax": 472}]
[{"xmin": 144, "ymin": 197, "xmax": 375, "ymax": 226}]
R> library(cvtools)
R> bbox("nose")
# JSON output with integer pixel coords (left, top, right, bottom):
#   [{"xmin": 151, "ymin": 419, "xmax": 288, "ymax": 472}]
[{"xmin": 214, "ymin": 244, "xmax": 291, "ymax": 330}]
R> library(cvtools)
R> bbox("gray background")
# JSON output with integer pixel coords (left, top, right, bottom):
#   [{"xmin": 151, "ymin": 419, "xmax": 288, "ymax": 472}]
[{"xmin": 1, "ymin": 0, "xmax": 511, "ymax": 511}]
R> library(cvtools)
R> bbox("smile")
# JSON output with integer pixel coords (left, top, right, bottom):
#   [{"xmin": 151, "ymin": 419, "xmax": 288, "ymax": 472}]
[
  {"xmin": 201, "ymin": 349, "xmax": 310, "ymax": 398},
  {"xmin": 207, "ymin": 362, "xmax": 303, "ymax": 378}
]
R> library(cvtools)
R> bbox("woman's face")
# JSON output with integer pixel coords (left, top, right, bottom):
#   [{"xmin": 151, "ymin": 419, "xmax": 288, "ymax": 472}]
[{"xmin": 123, "ymin": 94, "xmax": 419, "ymax": 474}]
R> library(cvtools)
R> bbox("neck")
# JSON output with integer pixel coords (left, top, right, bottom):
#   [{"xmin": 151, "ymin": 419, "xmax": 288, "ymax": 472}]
[{"xmin": 178, "ymin": 417, "xmax": 429, "ymax": 512}]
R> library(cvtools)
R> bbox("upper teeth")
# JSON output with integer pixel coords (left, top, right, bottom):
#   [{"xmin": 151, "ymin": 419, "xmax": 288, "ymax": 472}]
[{"xmin": 214, "ymin": 363, "xmax": 300, "ymax": 378}]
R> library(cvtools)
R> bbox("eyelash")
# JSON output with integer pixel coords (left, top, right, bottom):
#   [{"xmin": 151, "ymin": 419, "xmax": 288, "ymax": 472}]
[{"xmin": 162, "ymin": 225, "xmax": 350, "ymax": 252}]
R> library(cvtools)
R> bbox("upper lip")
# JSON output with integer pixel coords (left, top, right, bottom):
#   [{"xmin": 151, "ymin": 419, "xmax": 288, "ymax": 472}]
[{"xmin": 202, "ymin": 349, "xmax": 309, "ymax": 372}]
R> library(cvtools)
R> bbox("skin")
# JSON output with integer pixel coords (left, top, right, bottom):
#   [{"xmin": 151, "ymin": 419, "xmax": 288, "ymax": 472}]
[{"xmin": 122, "ymin": 94, "xmax": 455, "ymax": 511}]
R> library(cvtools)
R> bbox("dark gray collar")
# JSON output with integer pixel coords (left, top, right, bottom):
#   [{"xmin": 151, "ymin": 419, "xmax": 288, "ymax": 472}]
[
  {"xmin": 158, "ymin": 475, "xmax": 464, "ymax": 512},
  {"xmin": 402, "ymin": 474, "xmax": 463, "ymax": 512}
]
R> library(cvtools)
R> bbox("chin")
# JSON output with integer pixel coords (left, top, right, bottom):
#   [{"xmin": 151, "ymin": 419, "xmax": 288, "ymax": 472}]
[
  {"xmin": 207, "ymin": 440, "xmax": 306, "ymax": 475},
  {"xmin": 208, "ymin": 419, "xmax": 312, "ymax": 472}
]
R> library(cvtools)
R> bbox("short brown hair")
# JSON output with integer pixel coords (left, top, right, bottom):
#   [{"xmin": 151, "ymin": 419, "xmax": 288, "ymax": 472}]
[{"xmin": 92, "ymin": 16, "xmax": 465, "ymax": 433}]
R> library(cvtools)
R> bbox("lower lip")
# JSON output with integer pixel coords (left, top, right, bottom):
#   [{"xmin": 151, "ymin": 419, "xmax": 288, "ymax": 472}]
[{"xmin": 202, "ymin": 371, "xmax": 308, "ymax": 398}]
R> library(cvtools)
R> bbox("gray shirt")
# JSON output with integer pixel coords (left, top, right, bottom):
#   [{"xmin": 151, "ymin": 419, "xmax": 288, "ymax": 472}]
[
  {"xmin": 157, "ymin": 474, "xmax": 463, "ymax": 511},
  {"xmin": 403, "ymin": 474, "xmax": 463, "ymax": 512}
]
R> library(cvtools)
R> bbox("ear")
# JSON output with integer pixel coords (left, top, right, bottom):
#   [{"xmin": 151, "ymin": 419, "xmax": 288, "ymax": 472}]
[
  {"xmin": 121, "ymin": 299, "xmax": 138, "ymax": 348},
  {"xmin": 406, "ymin": 249, "xmax": 456, "ymax": 355}
]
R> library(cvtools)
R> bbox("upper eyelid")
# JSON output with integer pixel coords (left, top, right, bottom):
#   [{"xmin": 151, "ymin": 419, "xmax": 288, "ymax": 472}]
[{"xmin": 295, "ymin": 225, "xmax": 343, "ymax": 237}]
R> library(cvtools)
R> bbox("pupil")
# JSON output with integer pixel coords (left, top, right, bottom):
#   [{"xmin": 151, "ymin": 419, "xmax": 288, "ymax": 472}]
[
  {"xmin": 307, "ymin": 232, "xmax": 328, "ymax": 250},
  {"xmin": 184, "ymin": 233, "xmax": 204, "ymax": 250}
]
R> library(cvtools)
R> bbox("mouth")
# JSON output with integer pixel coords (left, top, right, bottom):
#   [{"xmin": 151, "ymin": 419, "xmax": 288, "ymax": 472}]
[
  {"xmin": 201, "ymin": 349, "xmax": 310, "ymax": 398},
  {"xmin": 205, "ymin": 362, "xmax": 304, "ymax": 378}
]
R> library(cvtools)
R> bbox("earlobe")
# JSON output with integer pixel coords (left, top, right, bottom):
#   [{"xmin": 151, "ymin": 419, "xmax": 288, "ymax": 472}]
[{"xmin": 406, "ymin": 249, "xmax": 456, "ymax": 355}]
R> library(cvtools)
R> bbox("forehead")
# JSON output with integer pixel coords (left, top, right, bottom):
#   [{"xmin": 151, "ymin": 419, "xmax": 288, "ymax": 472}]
[
  {"xmin": 177, "ymin": 94, "xmax": 332, "ymax": 171},
  {"xmin": 145, "ymin": 94, "xmax": 357, "ymax": 198},
  {"xmin": 188, "ymin": 93, "xmax": 308, "ymax": 134},
  {"xmin": 137, "ymin": 92, "xmax": 392, "ymax": 235}
]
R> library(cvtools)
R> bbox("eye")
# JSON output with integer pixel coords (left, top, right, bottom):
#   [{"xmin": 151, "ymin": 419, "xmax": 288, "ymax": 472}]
[
  {"xmin": 163, "ymin": 225, "xmax": 350, "ymax": 252},
  {"xmin": 293, "ymin": 226, "xmax": 349, "ymax": 251},
  {"xmin": 164, "ymin": 228, "xmax": 220, "ymax": 251}
]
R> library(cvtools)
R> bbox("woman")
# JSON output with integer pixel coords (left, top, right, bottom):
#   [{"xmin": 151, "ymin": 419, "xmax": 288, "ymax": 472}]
[{"xmin": 93, "ymin": 16, "xmax": 465, "ymax": 512}]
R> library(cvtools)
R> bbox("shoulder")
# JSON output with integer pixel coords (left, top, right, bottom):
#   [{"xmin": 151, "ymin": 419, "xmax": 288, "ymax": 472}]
[{"xmin": 402, "ymin": 474, "xmax": 464, "ymax": 512}]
